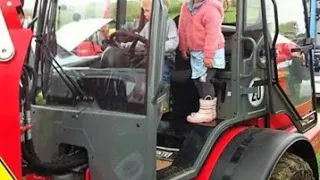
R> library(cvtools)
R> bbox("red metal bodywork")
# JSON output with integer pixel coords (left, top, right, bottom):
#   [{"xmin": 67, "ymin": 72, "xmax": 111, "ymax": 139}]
[
  {"xmin": 194, "ymin": 126, "xmax": 248, "ymax": 180},
  {"xmin": 26, "ymin": 174, "xmax": 50, "ymax": 180},
  {"xmin": 0, "ymin": 1, "xmax": 32, "ymax": 180},
  {"xmin": 85, "ymin": 169, "xmax": 91, "ymax": 180}
]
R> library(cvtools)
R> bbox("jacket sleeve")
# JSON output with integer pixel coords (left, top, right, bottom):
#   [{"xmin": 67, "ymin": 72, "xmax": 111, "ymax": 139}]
[
  {"xmin": 203, "ymin": 5, "xmax": 223, "ymax": 59},
  {"xmin": 178, "ymin": 4, "xmax": 187, "ymax": 51},
  {"xmin": 135, "ymin": 23, "xmax": 149, "ymax": 50},
  {"xmin": 165, "ymin": 19, "xmax": 179, "ymax": 52}
]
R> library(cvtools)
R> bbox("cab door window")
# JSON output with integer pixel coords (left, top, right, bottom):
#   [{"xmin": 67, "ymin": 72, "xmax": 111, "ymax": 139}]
[{"xmin": 268, "ymin": 0, "xmax": 314, "ymax": 117}]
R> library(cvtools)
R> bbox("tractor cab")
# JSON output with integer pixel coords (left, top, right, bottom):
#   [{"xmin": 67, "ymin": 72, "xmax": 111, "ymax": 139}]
[{"xmin": 24, "ymin": 0, "xmax": 318, "ymax": 179}]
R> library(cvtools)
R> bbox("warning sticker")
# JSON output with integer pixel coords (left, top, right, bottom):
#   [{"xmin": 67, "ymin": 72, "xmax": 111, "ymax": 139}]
[{"xmin": 0, "ymin": 157, "xmax": 17, "ymax": 180}]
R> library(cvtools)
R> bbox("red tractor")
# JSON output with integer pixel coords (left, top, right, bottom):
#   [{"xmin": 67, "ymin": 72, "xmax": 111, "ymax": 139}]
[{"xmin": 0, "ymin": 0, "xmax": 319, "ymax": 179}]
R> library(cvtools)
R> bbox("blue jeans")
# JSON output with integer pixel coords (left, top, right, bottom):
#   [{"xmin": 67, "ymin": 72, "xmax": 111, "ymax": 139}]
[
  {"xmin": 162, "ymin": 58, "xmax": 174, "ymax": 113},
  {"xmin": 163, "ymin": 58, "xmax": 175, "ymax": 84}
]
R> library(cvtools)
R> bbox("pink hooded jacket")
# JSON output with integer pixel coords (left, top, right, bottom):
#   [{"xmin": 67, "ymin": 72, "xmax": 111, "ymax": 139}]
[{"xmin": 178, "ymin": 0, "xmax": 225, "ymax": 59}]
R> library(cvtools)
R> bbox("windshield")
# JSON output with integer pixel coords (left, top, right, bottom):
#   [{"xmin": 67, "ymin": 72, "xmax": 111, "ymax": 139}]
[{"xmin": 24, "ymin": 0, "xmax": 152, "ymax": 115}]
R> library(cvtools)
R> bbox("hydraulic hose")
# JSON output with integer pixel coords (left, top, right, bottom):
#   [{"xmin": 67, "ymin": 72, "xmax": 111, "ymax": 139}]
[{"xmin": 23, "ymin": 64, "xmax": 37, "ymax": 101}]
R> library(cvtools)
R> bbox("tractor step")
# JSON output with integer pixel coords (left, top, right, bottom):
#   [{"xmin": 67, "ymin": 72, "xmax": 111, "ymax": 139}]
[{"xmin": 156, "ymin": 119, "xmax": 218, "ymax": 178}]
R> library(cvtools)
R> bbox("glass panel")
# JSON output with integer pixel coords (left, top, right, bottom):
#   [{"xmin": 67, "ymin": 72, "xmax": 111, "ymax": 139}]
[
  {"xmin": 109, "ymin": 1, "xmax": 142, "ymax": 31},
  {"xmin": 266, "ymin": 0, "xmax": 307, "ymax": 43},
  {"xmin": 306, "ymin": 0, "xmax": 311, "ymax": 17},
  {"xmin": 278, "ymin": 2, "xmax": 307, "ymax": 43},
  {"xmin": 245, "ymin": 0, "xmax": 261, "ymax": 27},
  {"xmin": 21, "ymin": 0, "xmax": 38, "ymax": 70},
  {"xmin": 268, "ymin": 0, "xmax": 314, "ymax": 117},
  {"xmin": 167, "ymin": 1, "xmax": 182, "ymax": 19},
  {"xmin": 21, "ymin": 1, "xmax": 34, "ymax": 27},
  {"xmin": 25, "ymin": 0, "xmax": 149, "ymax": 115},
  {"xmin": 223, "ymin": 0, "xmax": 237, "ymax": 24},
  {"xmin": 162, "ymin": 0, "xmax": 237, "ymax": 24}
]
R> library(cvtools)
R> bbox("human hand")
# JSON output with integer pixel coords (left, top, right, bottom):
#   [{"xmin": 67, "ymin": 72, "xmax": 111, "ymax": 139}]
[
  {"xmin": 204, "ymin": 57, "xmax": 213, "ymax": 68},
  {"xmin": 298, "ymin": 53, "xmax": 306, "ymax": 64},
  {"xmin": 181, "ymin": 50, "xmax": 189, "ymax": 60}
]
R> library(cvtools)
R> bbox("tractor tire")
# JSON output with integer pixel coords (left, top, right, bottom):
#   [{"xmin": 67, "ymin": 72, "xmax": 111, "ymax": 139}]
[{"xmin": 270, "ymin": 152, "xmax": 314, "ymax": 180}]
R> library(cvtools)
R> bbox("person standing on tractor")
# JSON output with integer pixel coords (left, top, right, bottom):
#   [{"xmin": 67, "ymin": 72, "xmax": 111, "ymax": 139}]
[
  {"xmin": 178, "ymin": 0, "xmax": 225, "ymax": 124},
  {"xmin": 121, "ymin": 0, "xmax": 179, "ymax": 113}
]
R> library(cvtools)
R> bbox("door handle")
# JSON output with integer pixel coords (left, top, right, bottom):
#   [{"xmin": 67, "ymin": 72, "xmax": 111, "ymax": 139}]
[{"xmin": 241, "ymin": 36, "xmax": 257, "ymax": 77}]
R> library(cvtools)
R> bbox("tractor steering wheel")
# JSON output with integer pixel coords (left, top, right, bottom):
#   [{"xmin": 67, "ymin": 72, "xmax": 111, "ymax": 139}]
[
  {"xmin": 99, "ymin": 30, "xmax": 149, "ymax": 69},
  {"xmin": 109, "ymin": 30, "xmax": 148, "ymax": 53}
]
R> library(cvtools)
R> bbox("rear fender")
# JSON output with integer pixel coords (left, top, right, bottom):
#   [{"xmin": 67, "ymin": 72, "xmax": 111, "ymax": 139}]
[
  {"xmin": 195, "ymin": 126, "xmax": 249, "ymax": 180},
  {"xmin": 209, "ymin": 128, "xmax": 318, "ymax": 180}
]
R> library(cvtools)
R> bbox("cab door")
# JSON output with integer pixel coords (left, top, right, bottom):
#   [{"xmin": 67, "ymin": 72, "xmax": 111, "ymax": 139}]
[{"xmin": 264, "ymin": 0, "xmax": 317, "ymax": 132}]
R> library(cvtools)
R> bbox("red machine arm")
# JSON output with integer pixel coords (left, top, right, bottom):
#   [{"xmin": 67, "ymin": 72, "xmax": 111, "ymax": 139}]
[{"xmin": 0, "ymin": 0, "xmax": 32, "ymax": 179}]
